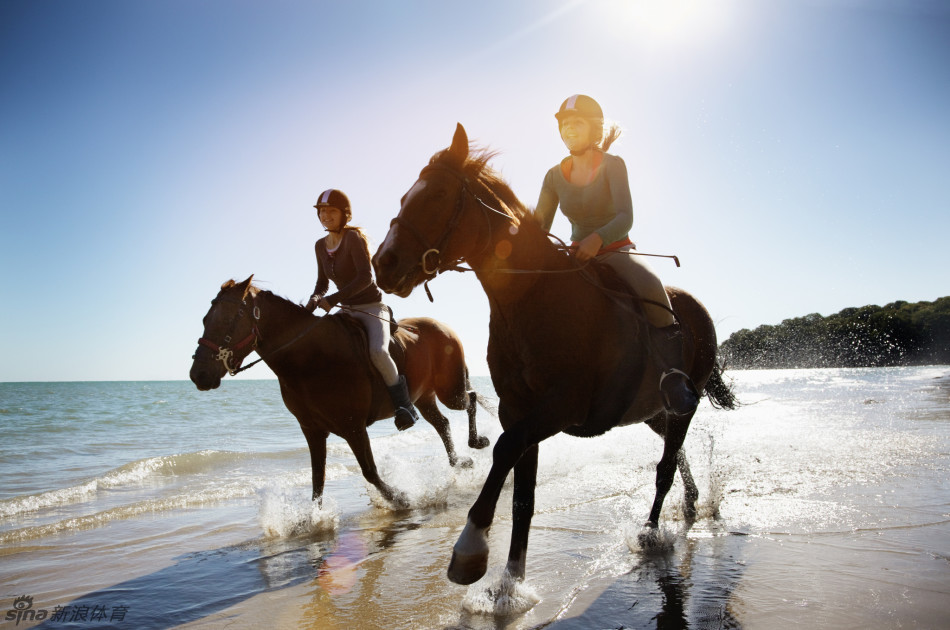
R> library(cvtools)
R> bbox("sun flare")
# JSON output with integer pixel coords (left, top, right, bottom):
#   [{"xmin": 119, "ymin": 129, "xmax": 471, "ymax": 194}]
[{"xmin": 602, "ymin": 0, "xmax": 730, "ymax": 48}]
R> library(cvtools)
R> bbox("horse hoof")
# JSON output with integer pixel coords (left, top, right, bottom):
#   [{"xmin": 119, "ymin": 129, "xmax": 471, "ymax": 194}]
[
  {"xmin": 389, "ymin": 492, "xmax": 410, "ymax": 510},
  {"xmin": 448, "ymin": 549, "xmax": 488, "ymax": 585},
  {"xmin": 637, "ymin": 523, "xmax": 661, "ymax": 548},
  {"xmin": 469, "ymin": 435, "xmax": 491, "ymax": 450},
  {"xmin": 455, "ymin": 456, "xmax": 474, "ymax": 469}
]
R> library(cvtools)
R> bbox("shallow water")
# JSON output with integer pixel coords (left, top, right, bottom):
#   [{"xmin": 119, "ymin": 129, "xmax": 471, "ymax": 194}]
[{"xmin": 1, "ymin": 367, "xmax": 948, "ymax": 629}]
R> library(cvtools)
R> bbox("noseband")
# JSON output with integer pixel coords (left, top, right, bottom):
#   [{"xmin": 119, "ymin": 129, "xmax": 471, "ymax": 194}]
[
  {"xmin": 196, "ymin": 295, "xmax": 262, "ymax": 376},
  {"xmin": 390, "ymin": 163, "xmax": 514, "ymax": 278}
]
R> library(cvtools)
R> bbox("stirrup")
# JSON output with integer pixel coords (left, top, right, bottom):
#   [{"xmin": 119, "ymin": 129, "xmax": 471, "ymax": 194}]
[{"xmin": 658, "ymin": 369, "xmax": 699, "ymax": 415}]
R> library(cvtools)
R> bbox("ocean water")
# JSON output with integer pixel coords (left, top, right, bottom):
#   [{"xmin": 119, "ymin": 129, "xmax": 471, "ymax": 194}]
[{"xmin": 1, "ymin": 368, "xmax": 948, "ymax": 629}]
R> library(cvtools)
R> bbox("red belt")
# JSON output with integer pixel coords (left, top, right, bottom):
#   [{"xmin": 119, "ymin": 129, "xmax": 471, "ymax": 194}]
[{"xmin": 571, "ymin": 236, "xmax": 633, "ymax": 255}]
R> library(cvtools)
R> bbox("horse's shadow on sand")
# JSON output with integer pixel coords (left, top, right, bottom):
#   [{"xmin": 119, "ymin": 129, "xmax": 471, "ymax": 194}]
[{"xmin": 34, "ymin": 535, "xmax": 331, "ymax": 629}]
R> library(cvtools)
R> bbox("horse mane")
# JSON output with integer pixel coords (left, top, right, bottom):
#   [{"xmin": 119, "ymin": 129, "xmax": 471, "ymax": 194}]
[
  {"xmin": 431, "ymin": 143, "xmax": 577, "ymax": 268},
  {"xmin": 431, "ymin": 146, "xmax": 529, "ymax": 222},
  {"xmin": 219, "ymin": 279, "xmax": 311, "ymax": 314}
]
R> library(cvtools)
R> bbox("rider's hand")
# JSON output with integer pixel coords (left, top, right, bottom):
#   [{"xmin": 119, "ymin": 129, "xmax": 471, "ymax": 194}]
[
  {"xmin": 305, "ymin": 295, "xmax": 322, "ymax": 313},
  {"xmin": 574, "ymin": 233, "xmax": 604, "ymax": 262},
  {"xmin": 316, "ymin": 297, "xmax": 332, "ymax": 312}
]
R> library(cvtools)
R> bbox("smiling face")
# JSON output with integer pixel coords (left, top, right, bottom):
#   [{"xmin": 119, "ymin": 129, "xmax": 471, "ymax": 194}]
[
  {"xmin": 559, "ymin": 115, "xmax": 593, "ymax": 153},
  {"xmin": 318, "ymin": 206, "xmax": 344, "ymax": 232}
]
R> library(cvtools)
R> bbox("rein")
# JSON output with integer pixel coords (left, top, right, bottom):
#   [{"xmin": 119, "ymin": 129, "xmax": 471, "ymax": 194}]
[
  {"xmin": 196, "ymin": 295, "xmax": 262, "ymax": 376},
  {"xmin": 400, "ymin": 162, "xmax": 679, "ymax": 296},
  {"xmin": 393, "ymin": 161, "xmax": 680, "ymax": 324},
  {"xmin": 196, "ymin": 293, "xmax": 321, "ymax": 376},
  {"xmin": 335, "ymin": 304, "xmax": 420, "ymax": 334},
  {"xmin": 197, "ymin": 293, "xmax": 418, "ymax": 377}
]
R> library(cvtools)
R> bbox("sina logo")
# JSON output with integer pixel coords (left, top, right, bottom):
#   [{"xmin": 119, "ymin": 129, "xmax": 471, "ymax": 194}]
[{"xmin": 5, "ymin": 595, "xmax": 48, "ymax": 625}]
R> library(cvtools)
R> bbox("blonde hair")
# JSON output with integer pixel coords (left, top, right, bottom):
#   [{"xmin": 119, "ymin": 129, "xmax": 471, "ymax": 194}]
[
  {"xmin": 595, "ymin": 120, "xmax": 622, "ymax": 152},
  {"xmin": 344, "ymin": 226, "xmax": 372, "ymax": 256}
]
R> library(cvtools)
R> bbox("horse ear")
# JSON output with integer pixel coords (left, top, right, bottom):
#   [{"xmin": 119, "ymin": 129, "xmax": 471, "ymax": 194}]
[
  {"xmin": 238, "ymin": 274, "xmax": 254, "ymax": 299},
  {"xmin": 449, "ymin": 123, "xmax": 469, "ymax": 162}
]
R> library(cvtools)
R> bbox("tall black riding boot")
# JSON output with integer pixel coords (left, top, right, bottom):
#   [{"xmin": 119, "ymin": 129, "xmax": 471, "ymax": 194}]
[
  {"xmin": 654, "ymin": 324, "xmax": 700, "ymax": 416},
  {"xmin": 387, "ymin": 375, "xmax": 419, "ymax": 431}
]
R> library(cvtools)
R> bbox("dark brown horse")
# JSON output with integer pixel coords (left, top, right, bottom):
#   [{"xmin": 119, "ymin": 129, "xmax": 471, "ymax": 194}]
[
  {"xmin": 372, "ymin": 124, "xmax": 736, "ymax": 584},
  {"xmin": 189, "ymin": 275, "xmax": 490, "ymax": 508}
]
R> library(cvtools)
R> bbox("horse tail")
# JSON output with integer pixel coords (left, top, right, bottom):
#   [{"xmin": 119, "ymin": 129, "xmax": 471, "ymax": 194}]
[
  {"xmin": 463, "ymin": 366, "xmax": 499, "ymax": 417},
  {"xmin": 704, "ymin": 361, "xmax": 738, "ymax": 410},
  {"xmin": 472, "ymin": 391, "xmax": 498, "ymax": 416}
]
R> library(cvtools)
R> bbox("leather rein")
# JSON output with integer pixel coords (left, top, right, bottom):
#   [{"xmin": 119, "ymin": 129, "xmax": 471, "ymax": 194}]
[
  {"xmin": 196, "ymin": 295, "xmax": 264, "ymax": 376},
  {"xmin": 389, "ymin": 163, "xmax": 515, "ymax": 281}
]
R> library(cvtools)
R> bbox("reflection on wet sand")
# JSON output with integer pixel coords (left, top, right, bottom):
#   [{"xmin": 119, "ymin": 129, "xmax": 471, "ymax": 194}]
[{"xmin": 548, "ymin": 521, "xmax": 746, "ymax": 629}]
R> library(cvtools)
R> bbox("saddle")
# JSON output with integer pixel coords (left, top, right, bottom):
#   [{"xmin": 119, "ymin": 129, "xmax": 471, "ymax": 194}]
[
  {"xmin": 588, "ymin": 257, "xmax": 647, "ymax": 318},
  {"xmin": 331, "ymin": 306, "xmax": 406, "ymax": 368}
]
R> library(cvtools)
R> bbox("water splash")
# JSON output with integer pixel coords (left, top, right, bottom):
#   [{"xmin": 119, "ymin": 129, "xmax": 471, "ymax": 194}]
[
  {"xmin": 258, "ymin": 485, "xmax": 339, "ymax": 538},
  {"xmin": 461, "ymin": 567, "xmax": 541, "ymax": 616}
]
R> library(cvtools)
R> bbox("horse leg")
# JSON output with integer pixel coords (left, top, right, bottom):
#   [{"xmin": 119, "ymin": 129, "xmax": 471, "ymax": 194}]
[
  {"xmin": 301, "ymin": 426, "xmax": 329, "ymax": 505},
  {"xmin": 646, "ymin": 414, "xmax": 699, "ymax": 522},
  {"xmin": 416, "ymin": 394, "xmax": 473, "ymax": 469},
  {"xmin": 676, "ymin": 448, "xmax": 699, "ymax": 523},
  {"xmin": 448, "ymin": 421, "xmax": 540, "ymax": 585},
  {"xmin": 643, "ymin": 412, "xmax": 696, "ymax": 536},
  {"xmin": 466, "ymin": 390, "xmax": 491, "ymax": 449},
  {"xmin": 342, "ymin": 429, "xmax": 409, "ymax": 509},
  {"xmin": 505, "ymin": 443, "xmax": 538, "ymax": 581}
]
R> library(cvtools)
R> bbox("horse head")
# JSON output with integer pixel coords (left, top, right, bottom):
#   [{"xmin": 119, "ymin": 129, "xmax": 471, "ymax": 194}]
[
  {"xmin": 189, "ymin": 275, "xmax": 260, "ymax": 390},
  {"xmin": 373, "ymin": 123, "xmax": 515, "ymax": 297}
]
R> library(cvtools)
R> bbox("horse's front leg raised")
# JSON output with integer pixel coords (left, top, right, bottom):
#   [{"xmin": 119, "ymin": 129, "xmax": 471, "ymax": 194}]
[{"xmin": 448, "ymin": 422, "xmax": 536, "ymax": 585}]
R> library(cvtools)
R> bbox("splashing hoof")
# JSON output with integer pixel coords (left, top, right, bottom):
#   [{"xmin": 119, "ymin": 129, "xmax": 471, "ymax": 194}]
[
  {"xmin": 454, "ymin": 456, "xmax": 474, "ymax": 469},
  {"xmin": 683, "ymin": 501, "xmax": 698, "ymax": 524},
  {"xmin": 469, "ymin": 435, "xmax": 491, "ymax": 449},
  {"xmin": 638, "ymin": 523, "xmax": 661, "ymax": 548},
  {"xmin": 388, "ymin": 492, "xmax": 410, "ymax": 510},
  {"xmin": 448, "ymin": 548, "xmax": 488, "ymax": 585}
]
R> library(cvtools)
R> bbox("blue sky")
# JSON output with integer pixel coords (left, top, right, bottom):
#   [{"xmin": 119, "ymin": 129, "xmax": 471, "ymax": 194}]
[{"xmin": 1, "ymin": 0, "xmax": 948, "ymax": 381}]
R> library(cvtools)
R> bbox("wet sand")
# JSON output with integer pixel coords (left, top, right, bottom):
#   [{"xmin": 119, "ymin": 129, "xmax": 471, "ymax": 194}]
[{"xmin": 5, "ymin": 368, "xmax": 949, "ymax": 629}]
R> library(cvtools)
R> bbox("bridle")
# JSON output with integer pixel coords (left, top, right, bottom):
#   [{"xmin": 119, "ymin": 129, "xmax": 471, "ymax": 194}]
[
  {"xmin": 385, "ymin": 161, "xmax": 681, "ymax": 323},
  {"xmin": 195, "ymin": 294, "xmax": 262, "ymax": 376},
  {"xmin": 389, "ymin": 162, "xmax": 515, "ymax": 280}
]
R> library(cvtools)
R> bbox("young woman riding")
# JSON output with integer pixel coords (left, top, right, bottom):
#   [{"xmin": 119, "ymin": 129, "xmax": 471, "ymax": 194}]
[
  {"xmin": 306, "ymin": 188, "xmax": 420, "ymax": 430},
  {"xmin": 534, "ymin": 94, "xmax": 699, "ymax": 416}
]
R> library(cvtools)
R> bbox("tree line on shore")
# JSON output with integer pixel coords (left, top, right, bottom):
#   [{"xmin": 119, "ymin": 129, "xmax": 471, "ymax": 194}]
[{"xmin": 718, "ymin": 297, "xmax": 950, "ymax": 369}]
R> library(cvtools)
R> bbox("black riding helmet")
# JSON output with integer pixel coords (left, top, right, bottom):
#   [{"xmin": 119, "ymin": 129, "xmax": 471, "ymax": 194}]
[{"xmin": 313, "ymin": 188, "xmax": 352, "ymax": 226}]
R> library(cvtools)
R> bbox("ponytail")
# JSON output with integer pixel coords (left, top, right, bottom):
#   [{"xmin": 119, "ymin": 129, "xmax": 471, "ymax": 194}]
[
  {"xmin": 345, "ymin": 226, "xmax": 372, "ymax": 257},
  {"xmin": 600, "ymin": 123, "xmax": 621, "ymax": 152}
]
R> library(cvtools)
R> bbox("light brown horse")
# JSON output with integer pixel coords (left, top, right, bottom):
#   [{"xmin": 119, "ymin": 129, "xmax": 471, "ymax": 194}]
[
  {"xmin": 372, "ymin": 124, "xmax": 736, "ymax": 584},
  {"xmin": 189, "ymin": 276, "xmax": 490, "ymax": 508}
]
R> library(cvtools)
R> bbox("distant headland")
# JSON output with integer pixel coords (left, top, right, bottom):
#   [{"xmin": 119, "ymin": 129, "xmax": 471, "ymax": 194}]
[{"xmin": 719, "ymin": 297, "xmax": 950, "ymax": 369}]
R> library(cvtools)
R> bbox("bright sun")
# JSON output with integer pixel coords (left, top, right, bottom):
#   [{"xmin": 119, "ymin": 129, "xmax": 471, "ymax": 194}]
[{"xmin": 603, "ymin": 0, "xmax": 730, "ymax": 48}]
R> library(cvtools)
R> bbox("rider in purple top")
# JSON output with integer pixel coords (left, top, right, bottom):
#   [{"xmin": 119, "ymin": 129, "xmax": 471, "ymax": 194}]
[{"xmin": 306, "ymin": 188, "xmax": 420, "ymax": 430}]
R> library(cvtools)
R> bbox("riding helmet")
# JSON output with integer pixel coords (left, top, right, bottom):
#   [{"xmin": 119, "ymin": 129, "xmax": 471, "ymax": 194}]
[
  {"xmin": 314, "ymin": 188, "xmax": 352, "ymax": 224},
  {"xmin": 554, "ymin": 94, "xmax": 603, "ymax": 124}
]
